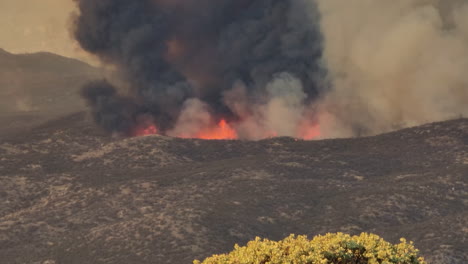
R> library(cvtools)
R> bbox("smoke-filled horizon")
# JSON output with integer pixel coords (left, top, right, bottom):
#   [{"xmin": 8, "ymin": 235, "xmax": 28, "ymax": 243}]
[{"xmin": 74, "ymin": 0, "xmax": 468, "ymax": 139}]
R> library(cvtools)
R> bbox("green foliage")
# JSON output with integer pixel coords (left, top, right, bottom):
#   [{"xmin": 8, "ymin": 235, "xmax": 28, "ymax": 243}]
[{"xmin": 194, "ymin": 232, "xmax": 426, "ymax": 264}]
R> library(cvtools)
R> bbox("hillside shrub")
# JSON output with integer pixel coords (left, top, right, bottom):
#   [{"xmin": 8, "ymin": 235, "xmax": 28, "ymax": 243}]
[{"xmin": 194, "ymin": 232, "xmax": 426, "ymax": 264}]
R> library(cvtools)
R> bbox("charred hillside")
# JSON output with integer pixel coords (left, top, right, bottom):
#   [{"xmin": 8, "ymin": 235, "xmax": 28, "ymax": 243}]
[
  {"xmin": 0, "ymin": 113, "xmax": 467, "ymax": 264},
  {"xmin": 0, "ymin": 49, "xmax": 100, "ymax": 136}
]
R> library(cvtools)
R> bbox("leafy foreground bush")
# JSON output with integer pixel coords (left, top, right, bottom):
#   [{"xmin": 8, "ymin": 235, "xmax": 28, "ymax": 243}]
[{"xmin": 194, "ymin": 233, "xmax": 426, "ymax": 264}]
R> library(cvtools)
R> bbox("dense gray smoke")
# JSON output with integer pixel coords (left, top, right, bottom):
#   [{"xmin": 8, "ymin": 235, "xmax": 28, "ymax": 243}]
[{"xmin": 73, "ymin": 0, "xmax": 324, "ymax": 137}]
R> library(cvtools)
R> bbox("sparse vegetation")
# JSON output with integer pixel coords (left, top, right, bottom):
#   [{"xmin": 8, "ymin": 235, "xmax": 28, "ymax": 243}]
[{"xmin": 194, "ymin": 233, "xmax": 426, "ymax": 264}]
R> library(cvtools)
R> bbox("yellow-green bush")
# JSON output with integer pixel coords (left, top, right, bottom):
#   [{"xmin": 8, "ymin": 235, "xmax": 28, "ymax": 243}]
[{"xmin": 194, "ymin": 232, "xmax": 426, "ymax": 264}]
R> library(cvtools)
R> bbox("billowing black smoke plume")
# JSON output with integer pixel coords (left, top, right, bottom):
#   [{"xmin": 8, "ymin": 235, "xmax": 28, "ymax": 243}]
[{"xmin": 73, "ymin": 0, "xmax": 324, "ymax": 137}]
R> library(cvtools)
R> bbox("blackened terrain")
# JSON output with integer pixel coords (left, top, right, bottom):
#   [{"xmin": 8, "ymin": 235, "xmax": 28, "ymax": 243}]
[{"xmin": 0, "ymin": 111, "xmax": 467, "ymax": 264}]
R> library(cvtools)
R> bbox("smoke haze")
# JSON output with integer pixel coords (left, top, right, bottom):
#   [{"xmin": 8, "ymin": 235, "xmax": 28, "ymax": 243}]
[{"xmin": 315, "ymin": 0, "xmax": 468, "ymax": 137}]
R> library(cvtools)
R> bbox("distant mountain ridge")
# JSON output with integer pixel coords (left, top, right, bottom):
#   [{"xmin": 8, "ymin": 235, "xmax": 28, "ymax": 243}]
[{"xmin": 0, "ymin": 48, "xmax": 95, "ymax": 75}]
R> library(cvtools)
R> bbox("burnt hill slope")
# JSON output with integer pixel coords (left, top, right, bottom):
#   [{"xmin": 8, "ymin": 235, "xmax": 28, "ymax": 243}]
[
  {"xmin": 0, "ymin": 49, "xmax": 100, "ymax": 136},
  {"xmin": 0, "ymin": 113, "xmax": 467, "ymax": 264}
]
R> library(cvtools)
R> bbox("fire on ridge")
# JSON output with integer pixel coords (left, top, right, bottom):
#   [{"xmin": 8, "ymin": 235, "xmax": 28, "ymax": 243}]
[{"xmin": 131, "ymin": 118, "xmax": 320, "ymax": 140}]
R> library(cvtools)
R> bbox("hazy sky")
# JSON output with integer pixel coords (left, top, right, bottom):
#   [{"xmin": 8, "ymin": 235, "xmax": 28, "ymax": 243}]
[{"xmin": 0, "ymin": 0, "xmax": 89, "ymax": 60}]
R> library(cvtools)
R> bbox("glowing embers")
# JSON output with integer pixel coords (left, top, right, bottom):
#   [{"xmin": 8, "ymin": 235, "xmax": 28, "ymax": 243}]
[
  {"xmin": 131, "ymin": 115, "xmax": 159, "ymax": 136},
  {"xmin": 132, "ymin": 124, "xmax": 158, "ymax": 137}
]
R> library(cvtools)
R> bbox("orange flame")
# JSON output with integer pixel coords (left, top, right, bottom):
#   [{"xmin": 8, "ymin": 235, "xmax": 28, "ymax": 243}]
[
  {"xmin": 130, "ymin": 118, "xmax": 321, "ymax": 140},
  {"xmin": 132, "ymin": 124, "xmax": 158, "ymax": 137},
  {"xmin": 299, "ymin": 123, "xmax": 321, "ymax": 140},
  {"xmin": 195, "ymin": 119, "xmax": 238, "ymax": 140}
]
